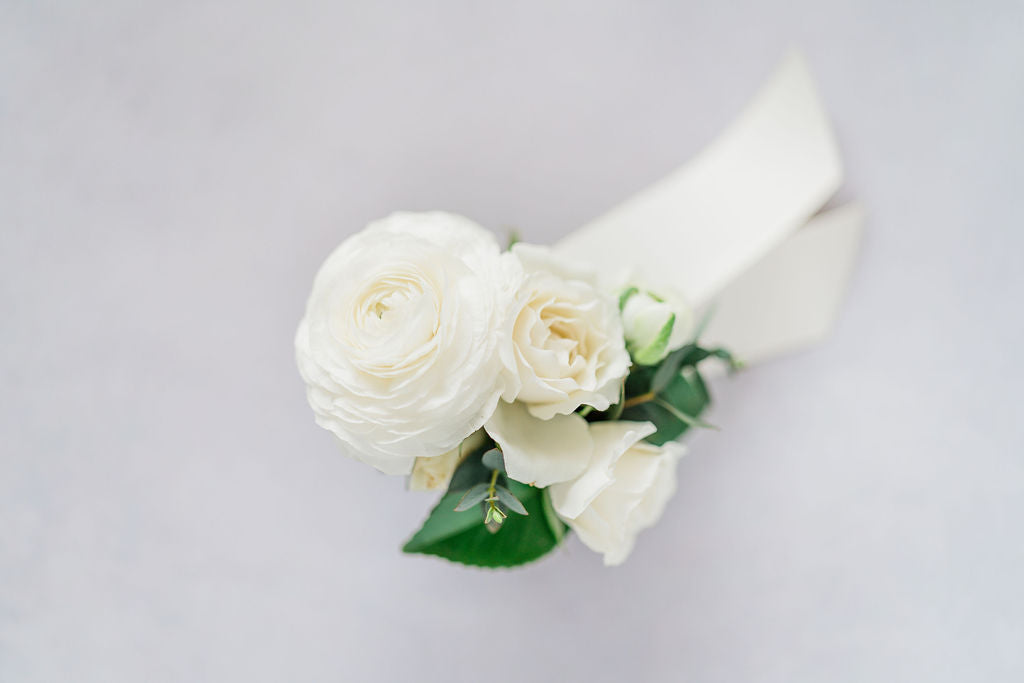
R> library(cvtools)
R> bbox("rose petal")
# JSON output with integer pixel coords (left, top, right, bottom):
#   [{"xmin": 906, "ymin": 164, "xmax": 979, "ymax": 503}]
[
  {"xmin": 484, "ymin": 401, "xmax": 592, "ymax": 487},
  {"xmin": 345, "ymin": 444, "xmax": 416, "ymax": 476},
  {"xmin": 560, "ymin": 438, "xmax": 685, "ymax": 566},
  {"xmin": 549, "ymin": 421, "xmax": 656, "ymax": 520},
  {"xmin": 629, "ymin": 441, "xmax": 685, "ymax": 530}
]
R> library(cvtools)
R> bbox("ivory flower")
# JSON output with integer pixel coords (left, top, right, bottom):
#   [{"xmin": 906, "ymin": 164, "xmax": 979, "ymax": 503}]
[
  {"xmin": 619, "ymin": 284, "xmax": 693, "ymax": 365},
  {"xmin": 549, "ymin": 422, "xmax": 684, "ymax": 565},
  {"xmin": 499, "ymin": 244, "xmax": 631, "ymax": 419},
  {"xmin": 295, "ymin": 212, "xmax": 513, "ymax": 475},
  {"xmin": 408, "ymin": 430, "xmax": 487, "ymax": 491}
]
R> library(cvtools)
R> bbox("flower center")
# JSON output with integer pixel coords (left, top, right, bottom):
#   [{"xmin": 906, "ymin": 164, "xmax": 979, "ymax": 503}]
[
  {"xmin": 342, "ymin": 269, "xmax": 443, "ymax": 372},
  {"xmin": 547, "ymin": 318, "xmax": 582, "ymax": 362},
  {"xmin": 369, "ymin": 289, "xmax": 414, "ymax": 323}
]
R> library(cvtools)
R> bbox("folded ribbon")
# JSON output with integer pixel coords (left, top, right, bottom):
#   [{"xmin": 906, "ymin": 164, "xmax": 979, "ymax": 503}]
[{"xmin": 556, "ymin": 51, "xmax": 862, "ymax": 364}]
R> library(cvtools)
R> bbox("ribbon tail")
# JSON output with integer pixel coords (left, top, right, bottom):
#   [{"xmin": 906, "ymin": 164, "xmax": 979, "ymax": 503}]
[
  {"xmin": 700, "ymin": 202, "xmax": 864, "ymax": 365},
  {"xmin": 556, "ymin": 50, "xmax": 843, "ymax": 309}
]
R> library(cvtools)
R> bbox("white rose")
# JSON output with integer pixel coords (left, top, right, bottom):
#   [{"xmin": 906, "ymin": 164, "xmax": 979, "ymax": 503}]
[
  {"xmin": 549, "ymin": 421, "xmax": 684, "ymax": 566},
  {"xmin": 481, "ymin": 244, "xmax": 631, "ymax": 487},
  {"xmin": 620, "ymin": 284, "xmax": 693, "ymax": 365},
  {"xmin": 295, "ymin": 212, "xmax": 513, "ymax": 475},
  {"xmin": 499, "ymin": 244, "xmax": 631, "ymax": 419}
]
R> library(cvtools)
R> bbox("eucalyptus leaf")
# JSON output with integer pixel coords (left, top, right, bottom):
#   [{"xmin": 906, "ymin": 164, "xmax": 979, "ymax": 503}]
[
  {"xmin": 454, "ymin": 483, "xmax": 490, "ymax": 511},
  {"xmin": 494, "ymin": 485, "xmax": 528, "ymax": 515},
  {"xmin": 481, "ymin": 448, "xmax": 505, "ymax": 472},
  {"xmin": 403, "ymin": 479, "xmax": 565, "ymax": 568}
]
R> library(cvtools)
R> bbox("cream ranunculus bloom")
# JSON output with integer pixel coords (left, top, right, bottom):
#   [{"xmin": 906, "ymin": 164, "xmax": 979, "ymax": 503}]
[
  {"xmin": 295, "ymin": 212, "xmax": 514, "ymax": 475},
  {"xmin": 549, "ymin": 421, "xmax": 685, "ymax": 566},
  {"xmin": 499, "ymin": 244, "xmax": 631, "ymax": 419}
]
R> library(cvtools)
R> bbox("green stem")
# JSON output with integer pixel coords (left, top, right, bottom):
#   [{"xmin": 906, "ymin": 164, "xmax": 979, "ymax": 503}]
[
  {"xmin": 484, "ymin": 469, "xmax": 506, "ymax": 525},
  {"xmin": 652, "ymin": 397, "xmax": 718, "ymax": 430},
  {"xmin": 622, "ymin": 391, "xmax": 656, "ymax": 409}
]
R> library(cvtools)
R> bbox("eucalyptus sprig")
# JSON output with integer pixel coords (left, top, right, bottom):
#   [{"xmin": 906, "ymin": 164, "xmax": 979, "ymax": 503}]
[
  {"xmin": 404, "ymin": 443, "xmax": 565, "ymax": 567},
  {"xmin": 452, "ymin": 447, "xmax": 527, "ymax": 533}
]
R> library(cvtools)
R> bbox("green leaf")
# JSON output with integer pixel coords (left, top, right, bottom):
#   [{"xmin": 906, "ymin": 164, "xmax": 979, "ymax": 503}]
[
  {"xmin": 625, "ymin": 363, "xmax": 656, "ymax": 397},
  {"xmin": 650, "ymin": 343, "xmax": 692, "ymax": 394},
  {"xmin": 678, "ymin": 346, "xmax": 711, "ymax": 366},
  {"xmin": 606, "ymin": 382, "xmax": 626, "ymax": 421},
  {"xmin": 403, "ymin": 479, "xmax": 565, "ymax": 568},
  {"xmin": 652, "ymin": 397, "xmax": 718, "ymax": 430},
  {"xmin": 621, "ymin": 368, "xmax": 711, "ymax": 445},
  {"xmin": 711, "ymin": 347, "xmax": 743, "ymax": 372},
  {"xmin": 676, "ymin": 343, "xmax": 742, "ymax": 373},
  {"xmin": 688, "ymin": 367, "xmax": 710, "ymax": 403},
  {"xmin": 540, "ymin": 488, "xmax": 567, "ymax": 545},
  {"xmin": 645, "ymin": 341, "xmax": 738, "ymax": 397},
  {"xmin": 619, "ymin": 401, "xmax": 681, "ymax": 446},
  {"xmin": 618, "ymin": 286, "xmax": 638, "ymax": 311},
  {"xmin": 446, "ymin": 450, "xmax": 491, "ymax": 494},
  {"xmin": 494, "ymin": 485, "xmax": 528, "ymax": 515},
  {"xmin": 506, "ymin": 229, "xmax": 521, "ymax": 250},
  {"xmin": 481, "ymin": 448, "xmax": 505, "ymax": 472},
  {"xmin": 631, "ymin": 313, "xmax": 676, "ymax": 366},
  {"xmin": 454, "ymin": 483, "xmax": 490, "ymax": 511},
  {"xmin": 402, "ymin": 492, "xmax": 484, "ymax": 548}
]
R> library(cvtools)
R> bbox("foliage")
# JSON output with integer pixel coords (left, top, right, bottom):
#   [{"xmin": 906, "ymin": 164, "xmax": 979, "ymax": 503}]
[
  {"xmin": 403, "ymin": 337, "xmax": 737, "ymax": 568},
  {"xmin": 402, "ymin": 443, "xmax": 567, "ymax": 568}
]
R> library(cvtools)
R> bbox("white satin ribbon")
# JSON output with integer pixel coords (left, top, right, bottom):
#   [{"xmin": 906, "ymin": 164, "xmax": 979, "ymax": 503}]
[
  {"xmin": 557, "ymin": 51, "xmax": 862, "ymax": 364},
  {"xmin": 700, "ymin": 201, "xmax": 863, "ymax": 363}
]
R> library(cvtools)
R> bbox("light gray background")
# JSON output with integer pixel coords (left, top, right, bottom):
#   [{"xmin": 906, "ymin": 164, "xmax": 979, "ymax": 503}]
[{"xmin": 2, "ymin": 1, "xmax": 1022, "ymax": 681}]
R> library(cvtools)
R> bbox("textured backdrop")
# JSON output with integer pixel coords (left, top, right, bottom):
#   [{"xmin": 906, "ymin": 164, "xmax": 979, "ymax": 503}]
[{"xmin": 2, "ymin": 1, "xmax": 1022, "ymax": 681}]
